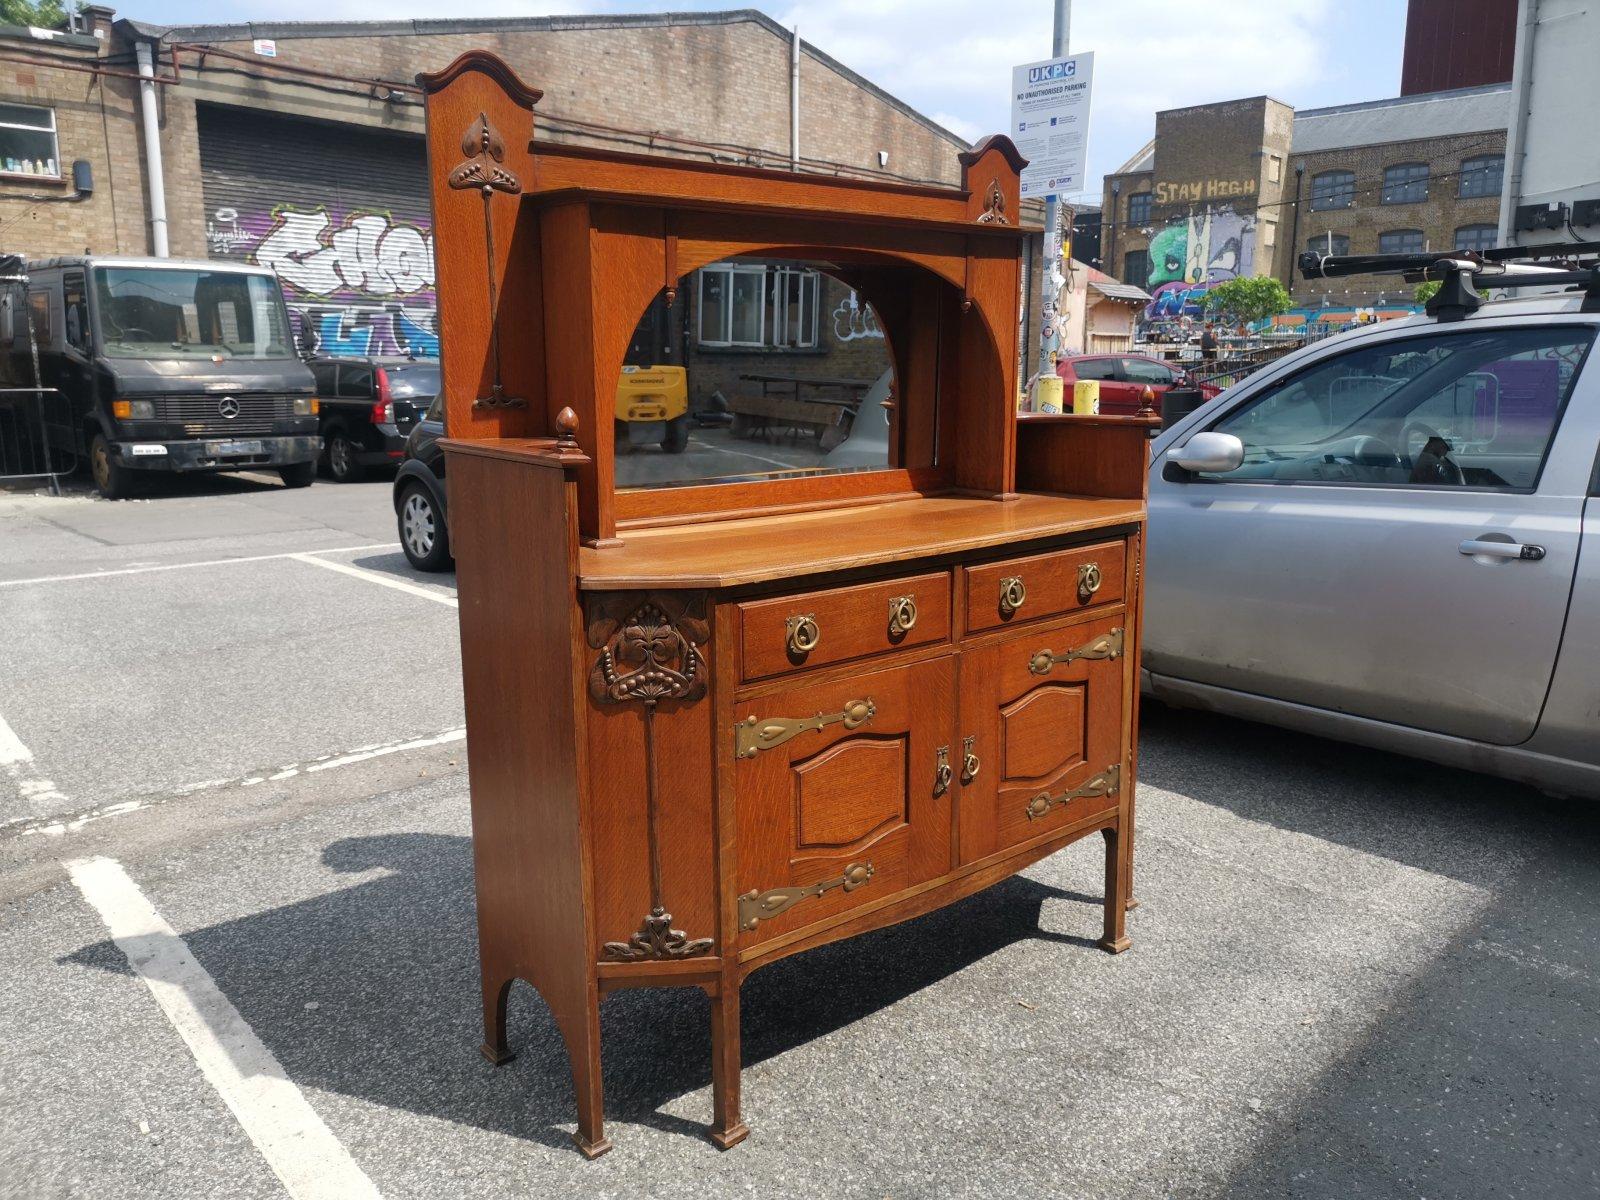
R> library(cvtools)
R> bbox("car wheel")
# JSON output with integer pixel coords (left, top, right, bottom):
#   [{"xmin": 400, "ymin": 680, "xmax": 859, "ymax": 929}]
[
  {"xmin": 398, "ymin": 481, "xmax": 451, "ymax": 572},
  {"xmin": 89, "ymin": 432, "xmax": 135, "ymax": 499},
  {"xmin": 325, "ymin": 430, "xmax": 364, "ymax": 482},
  {"xmin": 278, "ymin": 461, "xmax": 315, "ymax": 488},
  {"xmin": 662, "ymin": 414, "xmax": 689, "ymax": 453}
]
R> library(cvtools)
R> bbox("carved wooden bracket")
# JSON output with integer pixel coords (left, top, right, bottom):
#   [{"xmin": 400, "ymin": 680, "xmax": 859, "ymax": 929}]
[{"xmin": 975, "ymin": 177, "xmax": 1009, "ymax": 225}]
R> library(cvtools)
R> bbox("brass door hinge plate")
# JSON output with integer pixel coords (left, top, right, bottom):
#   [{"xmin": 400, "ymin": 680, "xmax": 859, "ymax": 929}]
[
  {"xmin": 738, "ymin": 861, "xmax": 875, "ymax": 930},
  {"xmin": 1028, "ymin": 627, "xmax": 1123, "ymax": 676},
  {"xmin": 735, "ymin": 697, "xmax": 876, "ymax": 759},
  {"xmin": 1025, "ymin": 763, "xmax": 1121, "ymax": 820}
]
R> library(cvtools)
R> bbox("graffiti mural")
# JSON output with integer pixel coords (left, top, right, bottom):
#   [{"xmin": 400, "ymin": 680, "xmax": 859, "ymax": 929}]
[
  {"xmin": 204, "ymin": 204, "xmax": 438, "ymax": 358},
  {"xmin": 1143, "ymin": 205, "xmax": 1256, "ymax": 319},
  {"xmin": 831, "ymin": 291, "xmax": 884, "ymax": 342}
]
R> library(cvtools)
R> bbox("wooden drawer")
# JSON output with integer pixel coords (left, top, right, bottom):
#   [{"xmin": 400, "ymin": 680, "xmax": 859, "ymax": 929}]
[
  {"xmin": 739, "ymin": 570, "xmax": 951, "ymax": 682},
  {"xmin": 963, "ymin": 539, "xmax": 1126, "ymax": 633}
]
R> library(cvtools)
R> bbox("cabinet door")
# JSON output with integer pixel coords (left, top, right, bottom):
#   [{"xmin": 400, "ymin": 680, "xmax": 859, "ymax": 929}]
[
  {"xmin": 733, "ymin": 655, "xmax": 955, "ymax": 946},
  {"xmin": 958, "ymin": 612, "xmax": 1126, "ymax": 864}
]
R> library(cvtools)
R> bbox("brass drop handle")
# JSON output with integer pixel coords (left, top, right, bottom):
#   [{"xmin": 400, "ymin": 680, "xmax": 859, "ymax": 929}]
[
  {"xmin": 933, "ymin": 745, "xmax": 952, "ymax": 797},
  {"xmin": 1077, "ymin": 562, "xmax": 1103, "ymax": 602},
  {"xmin": 888, "ymin": 594, "xmax": 919, "ymax": 637},
  {"xmin": 999, "ymin": 575, "xmax": 1027, "ymax": 616},
  {"xmin": 786, "ymin": 613, "xmax": 821, "ymax": 655},
  {"xmin": 961, "ymin": 734, "xmax": 980, "ymax": 784}
]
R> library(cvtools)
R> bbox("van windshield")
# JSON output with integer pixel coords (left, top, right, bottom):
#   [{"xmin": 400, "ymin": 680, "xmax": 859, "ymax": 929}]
[{"xmin": 93, "ymin": 267, "xmax": 294, "ymax": 359}]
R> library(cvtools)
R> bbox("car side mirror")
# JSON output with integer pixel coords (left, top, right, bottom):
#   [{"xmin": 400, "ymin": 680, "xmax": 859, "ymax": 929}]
[{"xmin": 1167, "ymin": 431, "xmax": 1244, "ymax": 474}]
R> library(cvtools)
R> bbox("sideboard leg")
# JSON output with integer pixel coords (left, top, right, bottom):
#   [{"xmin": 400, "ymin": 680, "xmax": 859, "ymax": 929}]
[
  {"xmin": 564, "ymin": 1001, "xmax": 612, "ymax": 1159},
  {"xmin": 479, "ymin": 973, "xmax": 516, "ymax": 1066},
  {"xmin": 707, "ymin": 978, "xmax": 749, "ymax": 1150},
  {"xmin": 1098, "ymin": 825, "xmax": 1132, "ymax": 954}
]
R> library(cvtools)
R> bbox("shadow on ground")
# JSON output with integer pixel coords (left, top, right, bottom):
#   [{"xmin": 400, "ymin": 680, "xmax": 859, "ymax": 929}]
[
  {"xmin": 65, "ymin": 832, "xmax": 1096, "ymax": 1155},
  {"xmin": 1141, "ymin": 703, "xmax": 1600, "ymax": 1199}
]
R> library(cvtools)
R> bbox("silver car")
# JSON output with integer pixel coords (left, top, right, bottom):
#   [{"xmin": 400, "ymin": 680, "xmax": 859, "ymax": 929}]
[{"xmin": 1145, "ymin": 291, "xmax": 1600, "ymax": 797}]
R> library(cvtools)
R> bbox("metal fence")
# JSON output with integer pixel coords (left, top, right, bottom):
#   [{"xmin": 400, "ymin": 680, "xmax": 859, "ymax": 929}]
[
  {"xmin": 0, "ymin": 387, "xmax": 73, "ymax": 493},
  {"xmin": 1186, "ymin": 327, "xmax": 1340, "ymax": 392}
]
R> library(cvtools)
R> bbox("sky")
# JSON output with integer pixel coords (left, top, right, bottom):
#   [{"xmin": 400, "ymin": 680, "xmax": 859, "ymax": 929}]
[{"xmin": 132, "ymin": 0, "xmax": 1410, "ymax": 200}]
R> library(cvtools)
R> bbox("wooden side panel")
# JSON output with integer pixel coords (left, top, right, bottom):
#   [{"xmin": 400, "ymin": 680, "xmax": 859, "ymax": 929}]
[
  {"xmin": 446, "ymin": 448, "xmax": 595, "ymax": 1039},
  {"xmin": 420, "ymin": 54, "xmax": 544, "ymax": 440},
  {"xmin": 953, "ymin": 241, "xmax": 1021, "ymax": 497},
  {"xmin": 1015, "ymin": 416, "xmax": 1160, "ymax": 500},
  {"xmin": 958, "ymin": 611, "xmax": 1125, "ymax": 864}
]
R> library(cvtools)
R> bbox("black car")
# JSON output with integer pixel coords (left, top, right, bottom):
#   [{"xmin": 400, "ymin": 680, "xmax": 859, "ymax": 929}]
[
  {"xmin": 309, "ymin": 356, "xmax": 440, "ymax": 482},
  {"xmin": 392, "ymin": 394, "xmax": 451, "ymax": 571}
]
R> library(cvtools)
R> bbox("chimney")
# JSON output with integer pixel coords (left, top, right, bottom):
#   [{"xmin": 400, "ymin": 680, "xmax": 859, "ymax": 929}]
[{"xmin": 81, "ymin": 6, "xmax": 116, "ymax": 41}]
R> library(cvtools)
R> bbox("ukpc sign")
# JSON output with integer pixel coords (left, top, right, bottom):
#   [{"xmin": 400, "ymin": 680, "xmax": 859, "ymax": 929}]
[{"xmin": 1011, "ymin": 51, "xmax": 1094, "ymax": 199}]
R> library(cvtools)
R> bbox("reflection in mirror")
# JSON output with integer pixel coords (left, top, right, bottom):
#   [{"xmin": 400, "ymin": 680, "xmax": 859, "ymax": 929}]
[{"xmin": 614, "ymin": 257, "xmax": 902, "ymax": 489}]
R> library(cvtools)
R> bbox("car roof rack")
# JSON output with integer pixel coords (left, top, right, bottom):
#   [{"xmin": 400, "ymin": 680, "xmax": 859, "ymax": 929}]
[{"xmin": 1298, "ymin": 239, "xmax": 1600, "ymax": 321}]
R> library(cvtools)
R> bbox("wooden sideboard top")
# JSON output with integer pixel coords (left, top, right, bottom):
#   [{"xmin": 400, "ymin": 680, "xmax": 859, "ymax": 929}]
[{"xmin": 577, "ymin": 492, "xmax": 1145, "ymax": 589}]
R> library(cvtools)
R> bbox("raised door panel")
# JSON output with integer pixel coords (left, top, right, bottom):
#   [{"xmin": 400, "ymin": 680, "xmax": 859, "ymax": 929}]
[
  {"xmin": 732, "ymin": 655, "xmax": 955, "ymax": 946},
  {"xmin": 958, "ymin": 612, "xmax": 1125, "ymax": 864}
]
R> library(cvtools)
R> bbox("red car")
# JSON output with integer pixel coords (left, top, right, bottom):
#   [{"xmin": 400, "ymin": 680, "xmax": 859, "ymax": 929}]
[{"xmin": 1055, "ymin": 353, "xmax": 1220, "ymax": 415}]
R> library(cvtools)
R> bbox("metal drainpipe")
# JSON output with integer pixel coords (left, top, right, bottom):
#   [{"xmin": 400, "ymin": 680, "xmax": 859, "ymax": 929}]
[
  {"xmin": 1286, "ymin": 164, "xmax": 1303, "ymax": 293},
  {"xmin": 790, "ymin": 25, "xmax": 800, "ymax": 171},
  {"xmin": 1499, "ymin": 0, "xmax": 1540, "ymax": 247},
  {"xmin": 135, "ymin": 39, "xmax": 169, "ymax": 257}
]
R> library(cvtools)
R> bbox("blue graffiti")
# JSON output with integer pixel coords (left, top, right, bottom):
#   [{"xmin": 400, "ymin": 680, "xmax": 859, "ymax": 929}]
[{"xmin": 297, "ymin": 304, "xmax": 439, "ymax": 359}]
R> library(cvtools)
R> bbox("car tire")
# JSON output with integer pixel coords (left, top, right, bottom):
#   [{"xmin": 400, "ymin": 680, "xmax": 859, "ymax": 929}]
[
  {"xmin": 662, "ymin": 414, "xmax": 689, "ymax": 453},
  {"xmin": 278, "ymin": 461, "xmax": 315, "ymax": 488},
  {"xmin": 324, "ymin": 429, "xmax": 364, "ymax": 482},
  {"xmin": 398, "ymin": 480, "xmax": 452, "ymax": 572},
  {"xmin": 89, "ymin": 432, "xmax": 136, "ymax": 500}
]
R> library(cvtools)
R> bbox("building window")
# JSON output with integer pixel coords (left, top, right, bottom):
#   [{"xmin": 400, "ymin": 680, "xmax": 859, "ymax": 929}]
[
  {"xmin": 0, "ymin": 103, "xmax": 58, "ymax": 178},
  {"xmin": 1455, "ymin": 224, "xmax": 1497, "ymax": 252},
  {"xmin": 1127, "ymin": 192, "xmax": 1152, "ymax": 227},
  {"xmin": 1379, "ymin": 229, "xmax": 1426, "ymax": 254},
  {"xmin": 1123, "ymin": 250, "xmax": 1149, "ymax": 291},
  {"xmin": 1306, "ymin": 234, "xmax": 1351, "ymax": 256},
  {"xmin": 1459, "ymin": 154, "xmax": 1504, "ymax": 199},
  {"xmin": 696, "ymin": 262, "xmax": 820, "ymax": 349},
  {"xmin": 1267, "ymin": 154, "xmax": 1282, "ymax": 184},
  {"xmin": 1261, "ymin": 219, "xmax": 1277, "ymax": 251},
  {"xmin": 1309, "ymin": 169, "xmax": 1355, "ymax": 211},
  {"xmin": 1381, "ymin": 162, "xmax": 1429, "ymax": 204}
]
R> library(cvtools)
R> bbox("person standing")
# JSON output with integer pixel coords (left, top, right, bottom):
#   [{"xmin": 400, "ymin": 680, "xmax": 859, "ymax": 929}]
[{"xmin": 1199, "ymin": 321, "xmax": 1218, "ymax": 363}]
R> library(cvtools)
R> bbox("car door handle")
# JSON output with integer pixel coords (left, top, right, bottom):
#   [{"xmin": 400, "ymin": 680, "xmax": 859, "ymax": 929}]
[{"xmin": 1459, "ymin": 539, "xmax": 1546, "ymax": 561}]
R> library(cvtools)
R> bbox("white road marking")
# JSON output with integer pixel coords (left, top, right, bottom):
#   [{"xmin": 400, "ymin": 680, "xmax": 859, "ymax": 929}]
[
  {"xmin": 0, "ymin": 711, "xmax": 67, "ymax": 813},
  {"xmin": 306, "ymin": 728, "xmax": 464, "ymax": 772},
  {"xmin": 289, "ymin": 553, "xmax": 458, "ymax": 608},
  {"xmin": 0, "ymin": 543, "xmax": 399, "ymax": 589},
  {"xmin": 67, "ymin": 856, "xmax": 383, "ymax": 1200}
]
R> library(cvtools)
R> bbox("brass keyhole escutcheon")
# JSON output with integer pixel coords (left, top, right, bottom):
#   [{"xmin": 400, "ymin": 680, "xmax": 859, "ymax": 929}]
[
  {"xmin": 933, "ymin": 745, "xmax": 952, "ymax": 798},
  {"xmin": 999, "ymin": 575, "xmax": 1027, "ymax": 616},
  {"xmin": 786, "ymin": 613, "xmax": 821, "ymax": 655},
  {"xmin": 1077, "ymin": 562, "xmax": 1103, "ymax": 602},
  {"xmin": 888, "ymin": 595, "xmax": 919, "ymax": 637},
  {"xmin": 961, "ymin": 734, "xmax": 980, "ymax": 784}
]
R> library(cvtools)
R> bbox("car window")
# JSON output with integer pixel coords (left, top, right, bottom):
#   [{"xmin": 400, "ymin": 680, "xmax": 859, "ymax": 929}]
[
  {"xmin": 426, "ymin": 395, "xmax": 445, "ymax": 422},
  {"xmin": 337, "ymin": 362, "xmax": 374, "ymax": 398},
  {"xmin": 309, "ymin": 360, "xmax": 338, "ymax": 392},
  {"xmin": 1121, "ymin": 357, "xmax": 1175, "ymax": 385},
  {"xmin": 1199, "ymin": 325, "xmax": 1595, "ymax": 490},
  {"xmin": 1073, "ymin": 357, "xmax": 1120, "ymax": 382}
]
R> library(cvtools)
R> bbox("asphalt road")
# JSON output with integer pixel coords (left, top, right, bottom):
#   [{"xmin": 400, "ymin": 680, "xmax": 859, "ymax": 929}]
[{"xmin": 3, "ymin": 473, "xmax": 1598, "ymax": 1199}]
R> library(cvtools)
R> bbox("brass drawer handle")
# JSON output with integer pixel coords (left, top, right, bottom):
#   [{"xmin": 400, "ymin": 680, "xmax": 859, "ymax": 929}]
[
  {"xmin": 934, "ymin": 745, "xmax": 952, "ymax": 797},
  {"xmin": 1028, "ymin": 627, "xmax": 1124, "ymax": 675},
  {"xmin": 735, "ymin": 697, "xmax": 876, "ymax": 758},
  {"xmin": 739, "ymin": 860, "xmax": 876, "ymax": 930},
  {"xmin": 786, "ymin": 613, "xmax": 821, "ymax": 655},
  {"xmin": 961, "ymin": 734, "xmax": 979, "ymax": 784},
  {"xmin": 1077, "ymin": 562, "xmax": 1103, "ymax": 602},
  {"xmin": 999, "ymin": 575, "xmax": 1027, "ymax": 616},
  {"xmin": 887, "ymin": 594, "xmax": 919, "ymax": 637},
  {"xmin": 1025, "ymin": 764, "xmax": 1120, "ymax": 821}
]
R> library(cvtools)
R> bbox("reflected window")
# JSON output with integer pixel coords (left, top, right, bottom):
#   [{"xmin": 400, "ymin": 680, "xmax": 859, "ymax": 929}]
[{"xmin": 616, "ymin": 257, "xmax": 911, "ymax": 490}]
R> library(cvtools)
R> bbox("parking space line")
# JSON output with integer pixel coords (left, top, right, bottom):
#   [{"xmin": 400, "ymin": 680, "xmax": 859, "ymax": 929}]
[
  {"xmin": 0, "ymin": 711, "xmax": 67, "ymax": 814},
  {"xmin": 289, "ymin": 553, "xmax": 458, "ymax": 608},
  {"xmin": 0, "ymin": 544, "xmax": 399, "ymax": 589},
  {"xmin": 67, "ymin": 856, "xmax": 383, "ymax": 1200}
]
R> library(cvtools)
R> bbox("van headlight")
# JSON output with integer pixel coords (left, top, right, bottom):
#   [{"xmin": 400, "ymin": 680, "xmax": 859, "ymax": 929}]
[
  {"xmin": 292, "ymin": 396, "xmax": 318, "ymax": 416},
  {"xmin": 112, "ymin": 398, "xmax": 156, "ymax": 420}
]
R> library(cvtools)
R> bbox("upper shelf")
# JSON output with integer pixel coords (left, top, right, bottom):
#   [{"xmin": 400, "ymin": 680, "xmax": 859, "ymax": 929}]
[{"xmin": 576, "ymin": 492, "xmax": 1146, "ymax": 589}]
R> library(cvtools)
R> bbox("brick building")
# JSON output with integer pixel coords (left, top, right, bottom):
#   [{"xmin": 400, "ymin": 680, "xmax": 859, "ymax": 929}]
[
  {"xmin": 1100, "ymin": 83, "xmax": 1510, "ymax": 313},
  {"xmin": 0, "ymin": 9, "xmax": 967, "ymax": 367}
]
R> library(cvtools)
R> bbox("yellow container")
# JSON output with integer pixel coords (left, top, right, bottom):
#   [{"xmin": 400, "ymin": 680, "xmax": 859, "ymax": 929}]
[
  {"xmin": 1034, "ymin": 374, "xmax": 1064, "ymax": 414},
  {"xmin": 1072, "ymin": 379, "xmax": 1101, "ymax": 415}
]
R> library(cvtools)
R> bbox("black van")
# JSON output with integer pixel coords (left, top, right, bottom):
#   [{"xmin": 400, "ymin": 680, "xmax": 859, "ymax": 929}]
[{"xmin": 1, "ymin": 255, "xmax": 320, "ymax": 497}]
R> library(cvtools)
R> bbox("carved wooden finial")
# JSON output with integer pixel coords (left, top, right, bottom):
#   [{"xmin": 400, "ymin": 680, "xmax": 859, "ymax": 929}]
[
  {"xmin": 555, "ymin": 406, "xmax": 580, "ymax": 446},
  {"xmin": 1137, "ymin": 386, "xmax": 1159, "ymax": 419}
]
